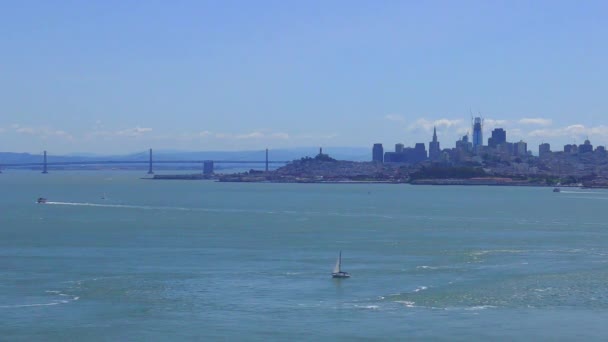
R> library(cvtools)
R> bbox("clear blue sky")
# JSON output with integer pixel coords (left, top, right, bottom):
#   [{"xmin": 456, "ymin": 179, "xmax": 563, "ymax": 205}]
[{"xmin": 1, "ymin": 0, "xmax": 607, "ymax": 154}]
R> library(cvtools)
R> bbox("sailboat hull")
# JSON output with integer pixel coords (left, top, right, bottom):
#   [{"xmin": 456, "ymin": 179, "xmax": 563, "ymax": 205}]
[{"xmin": 332, "ymin": 272, "xmax": 351, "ymax": 278}]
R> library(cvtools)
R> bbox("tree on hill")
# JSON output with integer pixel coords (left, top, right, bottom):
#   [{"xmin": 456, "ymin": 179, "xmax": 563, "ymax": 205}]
[
  {"xmin": 299, "ymin": 153, "xmax": 336, "ymax": 162},
  {"xmin": 314, "ymin": 153, "xmax": 336, "ymax": 162}
]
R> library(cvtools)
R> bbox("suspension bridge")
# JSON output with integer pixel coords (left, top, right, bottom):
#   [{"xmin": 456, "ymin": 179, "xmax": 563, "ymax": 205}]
[{"xmin": 0, "ymin": 149, "xmax": 289, "ymax": 174}]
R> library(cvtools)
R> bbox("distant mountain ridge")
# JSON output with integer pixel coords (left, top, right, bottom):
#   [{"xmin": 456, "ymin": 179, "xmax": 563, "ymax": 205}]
[{"xmin": 0, "ymin": 147, "xmax": 371, "ymax": 164}]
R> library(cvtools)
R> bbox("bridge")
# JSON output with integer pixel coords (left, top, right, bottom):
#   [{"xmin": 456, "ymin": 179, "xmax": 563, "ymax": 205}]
[{"xmin": 0, "ymin": 149, "xmax": 290, "ymax": 174}]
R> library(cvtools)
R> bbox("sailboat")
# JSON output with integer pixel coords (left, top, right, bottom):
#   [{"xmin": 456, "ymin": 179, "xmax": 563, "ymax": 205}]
[{"xmin": 332, "ymin": 251, "xmax": 351, "ymax": 278}]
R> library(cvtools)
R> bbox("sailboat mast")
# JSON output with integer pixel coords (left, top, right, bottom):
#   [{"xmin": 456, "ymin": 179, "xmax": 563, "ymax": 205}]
[{"xmin": 339, "ymin": 251, "xmax": 342, "ymax": 271}]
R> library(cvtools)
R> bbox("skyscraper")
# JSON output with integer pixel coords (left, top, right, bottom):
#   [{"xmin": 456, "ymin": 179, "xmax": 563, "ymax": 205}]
[
  {"xmin": 429, "ymin": 126, "xmax": 440, "ymax": 160},
  {"xmin": 414, "ymin": 143, "xmax": 428, "ymax": 161},
  {"xmin": 472, "ymin": 117, "xmax": 483, "ymax": 150},
  {"xmin": 564, "ymin": 144, "xmax": 576, "ymax": 153},
  {"xmin": 372, "ymin": 143, "xmax": 384, "ymax": 162},
  {"xmin": 456, "ymin": 133, "xmax": 472, "ymax": 152},
  {"xmin": 579, "ymin": 139, "xmax": 593, "ymax": 153},
  {"xmin": 539, "ymin": 143, "xmax": 551, "ymax": 157},
  {"xmin": 488, "ymin": 128, "xmax": 506, "ymax": 148},
  {"xmin": 514, "ymin": 140, "xmax": 528, "ymax": 156}
]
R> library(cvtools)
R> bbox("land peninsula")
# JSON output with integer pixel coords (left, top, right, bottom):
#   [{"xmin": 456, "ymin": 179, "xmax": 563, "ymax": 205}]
[{"xmin": 214, "ymin": 151, "xmax": 584, "ymax": 187}]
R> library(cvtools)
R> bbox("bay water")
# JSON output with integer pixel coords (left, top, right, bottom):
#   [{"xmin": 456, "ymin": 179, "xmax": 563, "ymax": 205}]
[{"xmin": 2, "ymin": 171, "xmax": 608, "ymax": 340}]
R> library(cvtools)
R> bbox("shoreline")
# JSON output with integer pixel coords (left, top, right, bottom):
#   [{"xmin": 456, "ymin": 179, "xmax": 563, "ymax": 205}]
[{"xmin": 139, "ymin": 172, "xmax": 604, "ymax": 189}]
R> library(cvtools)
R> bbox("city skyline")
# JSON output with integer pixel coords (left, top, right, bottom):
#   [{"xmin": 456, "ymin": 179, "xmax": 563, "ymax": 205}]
[
  {"xmin": 2, "ymin": 1, "xmax": 608, "ymax": 153},
  {"xmin": 375, "ymin": 117, "xmax": 608, "ymax": 161}
]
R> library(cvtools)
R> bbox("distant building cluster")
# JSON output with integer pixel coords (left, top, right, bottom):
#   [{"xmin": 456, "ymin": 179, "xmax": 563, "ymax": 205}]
[
  {"xmin": 563, "ymin": 139, "xmax": 600, "ymax": 154},
  {"xmin": 383, "ymin": 143, "xmax": 427, "ymax": 164},
  {"xmin": 371, "ymin": 115, "xmax": 607, "ymax": 172}
]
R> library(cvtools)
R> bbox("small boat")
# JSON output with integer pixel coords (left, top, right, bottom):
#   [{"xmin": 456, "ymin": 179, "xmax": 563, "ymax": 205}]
[
  {"xmin": 332, "ymin": 251, "xmax": 351, "ymax": 278},
  {"xmin": 37, "ymin": 197, "xmax": 48, "ymax": 204},
  {"xmin": 553, "ymin": 187, "xmax": 561, "ymax": 192}
]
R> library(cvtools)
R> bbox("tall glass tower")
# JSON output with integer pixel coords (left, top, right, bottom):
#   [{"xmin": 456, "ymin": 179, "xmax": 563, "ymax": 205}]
[{"xmin": 472, "ymin": 117, "xmax": 483, "ymax": 149}]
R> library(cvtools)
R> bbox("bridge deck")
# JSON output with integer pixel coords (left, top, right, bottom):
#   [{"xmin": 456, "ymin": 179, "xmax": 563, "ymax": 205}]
[{"xmin": 0, "ymin": 160, "xmax": 290, "ymax": 167}]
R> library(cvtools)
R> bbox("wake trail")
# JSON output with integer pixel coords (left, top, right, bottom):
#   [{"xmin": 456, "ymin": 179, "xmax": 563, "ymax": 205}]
[
  {"xmin": 560, "ymin": 191, "xmax": 606, "ymax": 195},
  {"xmin": 46, "ymin": 201, "xmax": 170, "ymax": 211},
  {"xmin": 45, "ymin": 201, "xmax": 290, "ymax": 214},
  {"xmin": 44, "ymin": 201, "xmax": 397, "ymax": 219}
]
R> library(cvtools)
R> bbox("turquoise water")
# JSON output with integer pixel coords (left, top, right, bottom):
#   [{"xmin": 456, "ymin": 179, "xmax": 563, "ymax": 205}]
[{"xmin": 2, "ymin": 171, "xmax": 608, "ymax": 340}]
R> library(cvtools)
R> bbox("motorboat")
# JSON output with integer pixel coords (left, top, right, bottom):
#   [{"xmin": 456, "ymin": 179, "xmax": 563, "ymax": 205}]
[
  {"xmin": 332, "ymin": 251, "xmax": 351, "ymax": 278},
  {"xmin": 553, "ymin": 187, "xmax": 560, "ymax": 193},
  {"xmin": 37, "ymin": 197, "xmax": 48, "ymax": 204}
]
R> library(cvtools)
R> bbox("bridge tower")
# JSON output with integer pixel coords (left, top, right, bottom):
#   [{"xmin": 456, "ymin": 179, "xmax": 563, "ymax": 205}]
[
  {"xmin": 147, "ymin": 148, "xmax": 154, "ymax": 174},
  {"xmin": 42, "ymin": 150, "xmax": 48, "ymax": 174},
  {"xmin": 265, "ymin": 148, "xmax": 269, "ymax": 172}
]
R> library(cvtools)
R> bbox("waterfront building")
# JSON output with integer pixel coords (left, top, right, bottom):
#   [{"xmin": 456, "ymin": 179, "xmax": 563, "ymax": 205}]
[
  {"xmin": 429, "ymin": 126, "xmax": 441, "ymax": 160},
  {"xmin": 372, "ymin": 143, "xmax": 384, "ymax": 163},
  {"xmin": 395, "ymin": 143, "xmax": 404, "ymax": 153},
  {"xmin": 472, "ymin": 117, "xmax": 483, "ymax": 150},
  {"xmin": 596, "ymin": 145, "xmax": 606, "ymax": 153},
  {"xmin": 539, "ymin": 143, "xmax": 551, "ymax": 157},
  {"xmin": 488, "ymin": 128, "xmax": 506, "ymax": 148},
  {"xmin": 203, "ymin": 161, "xmax": 214, "ymax": 175}
]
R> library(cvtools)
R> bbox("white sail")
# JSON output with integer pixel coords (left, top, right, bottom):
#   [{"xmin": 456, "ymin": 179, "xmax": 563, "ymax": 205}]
[{"xmin": 333, "ymin": 256, "xmax": 341, "ymax": 273}]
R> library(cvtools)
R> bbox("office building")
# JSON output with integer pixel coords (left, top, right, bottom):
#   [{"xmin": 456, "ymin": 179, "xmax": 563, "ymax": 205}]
[
  {"xmin": 372, "ymin": 143, "xmax": 384, "ymax": 163},
  {"xmin": 539, "ymin": 143, "xmax": 551, "ymax": 157},
  {"xmin": 488, "ymin": 128, "xmax": 506, "ymax": 148},
  {"xmin": 384, "ymin": 143, "xmax": 427, "ymax": 164},
  {"xmin": 564, "ymin": 144, "xmax": 577, "ymax": 154},
  {"xmin": 514, "ymin": 140, "xmax": 527, "ymax": 157},
  {"xmin": 456, "ymin": 134, "xmax": 472, "ymax": 152},
  {"xmin": 203, "ymin": 161, "xmax": 214, "ymax": 175},
  {"xmin": 579, "ymin": 139, "xmax": 593, "ymax": 153},
  {"xmin": 414, "ymin": 143, "xmax": 428, "ymax": 160}
]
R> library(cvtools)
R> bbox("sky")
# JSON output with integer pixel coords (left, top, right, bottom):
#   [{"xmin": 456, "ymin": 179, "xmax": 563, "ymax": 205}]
[{"xmin": 1, "ymin": 0, "xmax": 608, "ymax": 154}]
